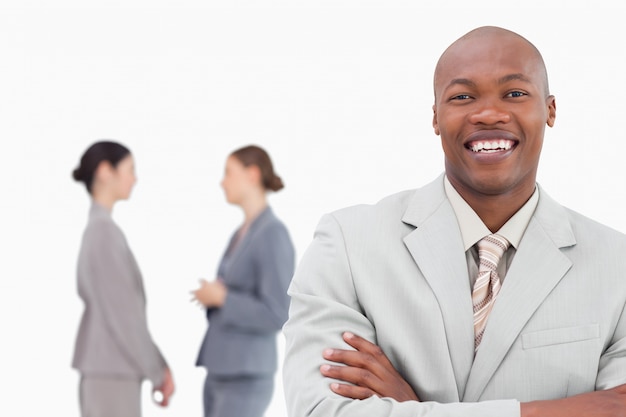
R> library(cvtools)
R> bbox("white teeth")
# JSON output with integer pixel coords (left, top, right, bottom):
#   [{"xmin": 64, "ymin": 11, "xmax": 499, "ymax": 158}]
[{"xmin": 470, "ymin": 140, "xmax": 513, "ymax": 152}]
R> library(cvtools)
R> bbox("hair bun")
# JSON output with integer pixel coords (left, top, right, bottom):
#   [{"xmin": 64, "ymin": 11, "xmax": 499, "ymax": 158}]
[
  {"xmin": 72, "ymin": 167, "xmax": 82, "ymax": 182},
  {"xmin": 270, "ymin": 175, "xmax": 284, "ymax": 192}
]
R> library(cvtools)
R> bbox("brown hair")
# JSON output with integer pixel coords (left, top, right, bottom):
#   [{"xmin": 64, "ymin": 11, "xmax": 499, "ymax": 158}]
[{"xmin": 231, "ymin": 145, "xmax": 284, "ymax": 192}]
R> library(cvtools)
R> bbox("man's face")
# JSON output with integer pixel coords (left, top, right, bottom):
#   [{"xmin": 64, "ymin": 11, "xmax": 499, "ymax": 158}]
[{"xmin": 432, "ymin": 32, "xmax": 556, "ymax": 199}]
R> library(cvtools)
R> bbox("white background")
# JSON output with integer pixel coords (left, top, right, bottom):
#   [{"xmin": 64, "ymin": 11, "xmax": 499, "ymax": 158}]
[{"xmin": 2, "ymin": 1, "xmax": 626, "ymax": 416}]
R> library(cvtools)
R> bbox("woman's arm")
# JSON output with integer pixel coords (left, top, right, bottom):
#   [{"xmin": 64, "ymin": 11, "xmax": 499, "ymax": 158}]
[{"xmin": 86, "ymin": 220, "xmax": 168, "ymax": 386}]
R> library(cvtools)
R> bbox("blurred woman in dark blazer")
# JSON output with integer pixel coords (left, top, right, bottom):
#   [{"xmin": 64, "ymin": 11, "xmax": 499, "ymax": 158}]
[
  {"xmin": 192, "ymin": 145, "xmax": 295, "ymax": 417},
  {"xmin": 72, "ymin": 141, "xmax": 174, "ymax": 417}
]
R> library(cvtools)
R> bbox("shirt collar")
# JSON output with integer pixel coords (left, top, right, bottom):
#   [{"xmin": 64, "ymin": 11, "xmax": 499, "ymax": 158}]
[{"xmin": 444, "ymin": 175, "xmax": 539, "ymax": 251}]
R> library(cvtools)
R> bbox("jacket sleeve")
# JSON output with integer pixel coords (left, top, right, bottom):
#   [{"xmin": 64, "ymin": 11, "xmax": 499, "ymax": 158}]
[
  {"xmin": 596, "ymin": 295, "xmax": 626, "ymax": 389},
  {"xmin": 218, "ymin": 222, "xmax": 295, "ymax": 332},
  {"xmin": 86, "ymin": 220, "xmax": 167, "ymax": 386},
  {"xmin": 282, "ymin": 214, "xmax": 520, "ymax": 417}
]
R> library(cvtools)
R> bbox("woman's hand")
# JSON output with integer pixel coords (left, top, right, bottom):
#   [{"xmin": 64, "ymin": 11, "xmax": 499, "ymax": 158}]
[
  {"xmin": 191, "ymin": 278, "xmax": 228, "ymax": 308},
  {"xmin": 153, "ymin": 367, "xmax": 175, "ymax": 407}
]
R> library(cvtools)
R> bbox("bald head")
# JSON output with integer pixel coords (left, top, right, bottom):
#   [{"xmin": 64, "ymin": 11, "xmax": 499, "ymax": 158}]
[{"xmin": 434, "ymin": 26, "xmax": 550, "ymax": 100}]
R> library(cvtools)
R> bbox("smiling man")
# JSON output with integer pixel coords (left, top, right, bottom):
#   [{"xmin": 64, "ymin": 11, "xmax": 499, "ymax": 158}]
[{"xmin": 282, "ymin": 26, "xmax": 626, "ymax": 416}]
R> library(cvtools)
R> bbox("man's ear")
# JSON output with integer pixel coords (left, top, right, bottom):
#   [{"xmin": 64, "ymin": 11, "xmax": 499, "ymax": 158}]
[
  {"xmin": 432, "ymin": 104, "xmax": 440, "ymax": 135},
  {"xmin": 546, "ymin": 95, "xmax": 556, "ymax": 127}
]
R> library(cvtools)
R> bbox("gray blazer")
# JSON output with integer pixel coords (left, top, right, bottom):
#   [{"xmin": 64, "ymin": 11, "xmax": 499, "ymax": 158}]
[
  {"xmin": 283, "ymin": 174, "xmax": 626, "ymax": 417},
  {"xmin": 196, "ymin": 206, "xmax": 295, "ymax": 377},
  {"xmin": 72, "ymin": 203, "xmax": 167, "ymax": 386}
]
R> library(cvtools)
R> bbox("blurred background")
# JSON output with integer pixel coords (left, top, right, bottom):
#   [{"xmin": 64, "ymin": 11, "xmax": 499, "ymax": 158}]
[{"xmin": 1, "ymin": 1, "xmax": 625, "ymax": 416}]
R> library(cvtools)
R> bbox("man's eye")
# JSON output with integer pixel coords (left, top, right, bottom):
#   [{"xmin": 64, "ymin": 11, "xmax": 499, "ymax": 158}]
[
  {"xmin": 507, "ymin": 91, "xmax": 527, "ymax": 98},
  {"xmin": 451, "ymin": 94, "xmax": 471, "ymax": 100}
]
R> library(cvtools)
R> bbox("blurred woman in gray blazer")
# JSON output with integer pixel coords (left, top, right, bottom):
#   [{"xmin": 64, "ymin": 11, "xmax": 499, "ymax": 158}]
[
  {"xmin": 192, "ymin": 145, "xmax": 295, "ymax": 417},
  {"xmin": 72, "ymin": 141, "xmax": 174, "ymax": 417}
]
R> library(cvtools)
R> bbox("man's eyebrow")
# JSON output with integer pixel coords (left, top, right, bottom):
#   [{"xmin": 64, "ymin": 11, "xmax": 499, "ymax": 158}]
[
  {"xmin": 447, "ymin": 78, "xmax": 476, "ymax": 89},
  {"xmin": 446, "ymin": 74, "xmax": 532, "ymax": 88},
  {"xmin": 499, "ymin": 73, "xmax": 531, "ymax": 84}
]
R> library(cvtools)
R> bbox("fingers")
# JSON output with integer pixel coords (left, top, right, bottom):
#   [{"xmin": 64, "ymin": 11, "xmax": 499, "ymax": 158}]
[
  {"xmin": 321, "ymin": 332, "xmax": 421, "ymax": 403},
  {"xmin": 161, "ymin": 379, "xmax": 174, "ymax": 407},
  {"xmin": 321, "ymin": 363, "xmax": 376, "ymax": 385},
  {"xmin": 321, "ymin": 361, "xmax": 385, "ymax": 398},
  {"xmin": 323, "ymin": 347, "xmax": 383, "ymax": 373},
  {"xmin": 153, "ymin": 380, "xmax": 175, "ymax": 407},
  {"xmin": 190, "ymin": 290, "xmax": 203, "ymax": 306},
  {"xmin": 190, "ymin": 281, "xmax": 205, "ymax": 304},
  {"xmin": 342, "ymin": 332, "xmax": 395, "ymax": 369},
  {"xmin": 329, "ymin": 382, "xmax": 377, "ymax": 400},
  {"xmin": 323, "ymin": 334, "xmax": 391, "ymax": 377},
  {"xmin": 164, "ymin": 378, "xmax": 175, "ymax": 397},
  {"xmin": 320, "ymin": 358, "xmax": 378, "ymax": 400},
  {"xmin": 161, "ymin": 389, "xmax": 172, "ymax": 407},
  {"xmin": 341, "ymin": 332, "xmax": 372, "ymax": 349},
  {"xmin": 192, "ymin": 279, "xmax": 209, "ymax": 293},
  {"xmin": 191, "ymin": 282, "xmax": 213, "ymax": 307},
  {"xmin": 322, "ymin": 333, "xmax": 391, "ymax": 387}
]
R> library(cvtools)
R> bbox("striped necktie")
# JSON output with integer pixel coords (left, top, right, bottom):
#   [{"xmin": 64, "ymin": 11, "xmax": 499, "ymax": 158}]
[{"xmin": 472, "ymin": 234, "xmax": 510, "ymax": 350}]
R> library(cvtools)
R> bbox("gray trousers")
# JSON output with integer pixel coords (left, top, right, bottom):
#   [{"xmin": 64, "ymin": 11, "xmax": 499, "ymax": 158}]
[
  {"xmin": 203, "ymin": 375, "xmax": 274, "ymax": 417},
  {"xmin": 79, "ymin": 376, "xmax": 142, "ymax": 417}
]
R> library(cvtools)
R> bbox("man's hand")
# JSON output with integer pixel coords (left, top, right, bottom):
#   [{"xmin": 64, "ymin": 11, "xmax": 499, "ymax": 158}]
[
  {"xmin": 191, "ymin": 278, "xmax": 227, "ymax": 308},
  {"xmin": 320, "ymin": 332, "xmax": 419, "ymax": 402},
  {"xmin": 153, "ymin": 367, "xmax": 175, "ymax": 407},
  {"xmin": 319, "ymin": 335, "xmax": 626, "ymax": 415},
  {"xmin": 522, "ymin": 384, "xmax": 626, "ymax": 417}
]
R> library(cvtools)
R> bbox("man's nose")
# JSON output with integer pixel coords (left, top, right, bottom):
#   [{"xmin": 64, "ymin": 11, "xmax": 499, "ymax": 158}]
[{"xmin": 468, "ymin": 100, "xmax": 511, "ymax": 125}]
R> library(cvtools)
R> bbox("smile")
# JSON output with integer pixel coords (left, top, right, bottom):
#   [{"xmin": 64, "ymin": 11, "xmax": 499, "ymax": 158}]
[{"xmin": 467, "ymin": 140, "xmax": 515, "ymax": 153}]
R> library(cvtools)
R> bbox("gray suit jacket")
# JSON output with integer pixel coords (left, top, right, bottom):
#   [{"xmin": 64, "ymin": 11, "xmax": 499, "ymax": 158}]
[
  {"xmin": 72, "ymin": 203, "xmax": 167, "ymax": 386},
  {"xmin": 283, "ymin": 174, "xmax": 626, "ymax": 417},
  {"xmin": 196, "ymin": 206, "xmax": 295, "ymax": 376}
]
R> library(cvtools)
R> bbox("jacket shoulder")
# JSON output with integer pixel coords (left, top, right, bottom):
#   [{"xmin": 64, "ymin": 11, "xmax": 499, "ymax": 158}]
[
  {"xmin": 81, "ymin": 214, "xmax": 126, "ymax": 252},
  {"xmin": 565, "ymin": 207, "xmax": 626, "ymax": 245},
  {"xmin": 330, "ymin": 189, "xmax": 417, "ymax": 224}
]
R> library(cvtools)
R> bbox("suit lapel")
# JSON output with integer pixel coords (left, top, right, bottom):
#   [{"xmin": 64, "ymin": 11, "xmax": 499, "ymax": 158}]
[
  {"xmin": 221, "ymin": 207, "xmax": 273, "ymax": 280},
  {"xmin": 402, "ymin": 176, "xmax": 475, "ymax": 400},
  {"xmin": 230, "ymin": 206, "xmax": 272, "ymax": 259},
  {"xmin": 463, "ymin": 187, "xmax": 576, "ymax": 401}
]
